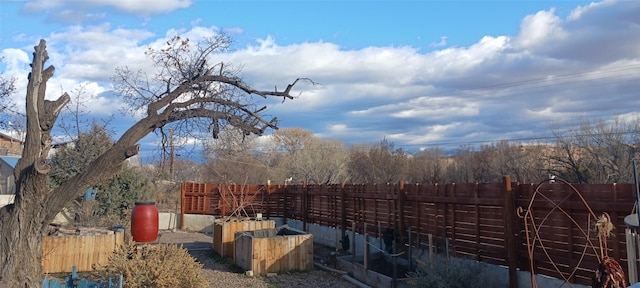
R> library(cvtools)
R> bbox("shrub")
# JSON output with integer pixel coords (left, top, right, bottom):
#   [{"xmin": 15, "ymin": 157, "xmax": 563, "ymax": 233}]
[
  {"xmin": 93, "ymin": 167, "xmax": 153, "ymax": 220},
  {"xmin": 96, "ymin": 242, "xmax": 209, "ymax": 288}
]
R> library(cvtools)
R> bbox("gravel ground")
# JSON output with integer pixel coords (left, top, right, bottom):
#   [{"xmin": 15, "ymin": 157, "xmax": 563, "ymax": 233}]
[{"xmin": 157, "ymin": 230, "xmax": 360, "ymax": 288}]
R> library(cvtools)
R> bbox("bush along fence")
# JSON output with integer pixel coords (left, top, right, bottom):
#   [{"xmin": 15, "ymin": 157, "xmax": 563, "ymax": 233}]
[{"xmin": 180, "ymin": 177, "xmax": 638, "ymax": 287}]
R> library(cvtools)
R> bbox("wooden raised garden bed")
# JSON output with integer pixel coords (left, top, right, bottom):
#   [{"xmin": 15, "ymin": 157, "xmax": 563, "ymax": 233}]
[
  {"xmin": 234, "ymin": 225, "xmax": 313, "ymax": 276},
  {"xmin": 213, "ymin": 219, "xmax": 276, "ymax": 258}
]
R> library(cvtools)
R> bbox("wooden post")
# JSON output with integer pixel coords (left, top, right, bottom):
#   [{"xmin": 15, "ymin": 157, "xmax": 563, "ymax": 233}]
[
  {"xmin": 412, "ymin": 184, "xmax": 421, "ymax": 251},
  {"xmin": 392, "ymin": 238, "xmax": 397, "ymax": 288},
  {"xmin": 611, "ymin": 183, "xmax": 621, "ymax": 262},
  {"xmin": 398, "ymin": 181, "xmax": 406, "ymax": 251},
  {"xmin": 303, "ymin": 182, "xmax": 308, "ymax": 232},
  {"xmin": 341, "ymin": 183, "xmax": 347, "ymax": 240},
  {"xmin": 378, "ymin": 221, "xmax": 383, "ymax": 249},
  {"xmin": 428, "ymin": 233, "xmax": 433, "ymax": 265},
  {"xmin": 335, "ymin": 227, "xmax": 339, "ymax": 256},
  {"xmin": 265, "ymin": 180, "xmax": 270, "ymax": 219},
  {"xmin": 352, "ymin": 221, "xmax": 356, "ymax": 261},
  {"xmin": 283, "ymin": 185, "xmax": 289, "ymax": 225},
  {"xmin": 503, "ymin": 175, "xmax": 519, "ymax": 288},
  {"xmin": 180, "ymin": 183, "xmax": 185, "ymax": 230},
  {"xmin": 474, "ymin": 183, "xmax": 481, "ymax": 261},
  {"xmin": 445, "ymin": 238, "xmax": 450, "ymax": 259},
  {"xmin": 364, "ymin": 222, "xmax": 369, "ymax": 270},
  {"xmin": 408, "ymin": 227, "xmax": 413, "ymax": 271}
]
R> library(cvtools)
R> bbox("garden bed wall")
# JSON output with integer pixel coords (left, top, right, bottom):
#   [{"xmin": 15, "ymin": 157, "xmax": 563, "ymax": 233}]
[
  {"xmin": 213, "ymin": 219, "xmax": 276, "ymax": 258},
  {"xmin": 234, "ymin": 225, "xmax": 313, "ymax": 276},
  {"xmin": 43, "ymin": 228, "xmax": 125, "ymax": 273}
]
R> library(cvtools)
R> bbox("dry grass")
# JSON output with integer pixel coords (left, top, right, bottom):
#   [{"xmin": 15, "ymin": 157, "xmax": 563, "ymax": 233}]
[{"xmin": 95, "ymin": 241, "xmax": 209, "ymax": 288}]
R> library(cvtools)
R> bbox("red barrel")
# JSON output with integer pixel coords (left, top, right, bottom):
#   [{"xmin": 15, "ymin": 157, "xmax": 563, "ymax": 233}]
[{"xmin": 131, "ymin": 202, "xmax": 159, "ymax": 242}]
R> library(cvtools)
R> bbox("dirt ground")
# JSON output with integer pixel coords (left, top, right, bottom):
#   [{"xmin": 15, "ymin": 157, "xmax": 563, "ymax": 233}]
[{"xmin": 157, "ymin": 230, "xmax": 360, "ymax": 288}]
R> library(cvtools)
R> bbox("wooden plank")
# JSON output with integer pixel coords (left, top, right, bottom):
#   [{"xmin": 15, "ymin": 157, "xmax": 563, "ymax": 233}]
[{"xmin": 42, "ymin": 230, "xmax": 123, "ymax": 273}]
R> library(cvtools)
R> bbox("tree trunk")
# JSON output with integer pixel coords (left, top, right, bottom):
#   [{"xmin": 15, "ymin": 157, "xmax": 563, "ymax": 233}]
[
  {"xmin": 0, "ymin": 192, "xmax": 46, "ymax": 287},
  {"xmin": 0, "ymin": 40, "xmax": 164, "ymax": 286},
  {"xmin": 0, "ymin": 39, "xmax": 70, "ymax": 287}
]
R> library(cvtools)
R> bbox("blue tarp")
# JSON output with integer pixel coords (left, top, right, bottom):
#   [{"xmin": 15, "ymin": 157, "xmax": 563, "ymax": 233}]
[{"xmin": 0, "ymin": 156, "xmax": 19, "ymax": 168}]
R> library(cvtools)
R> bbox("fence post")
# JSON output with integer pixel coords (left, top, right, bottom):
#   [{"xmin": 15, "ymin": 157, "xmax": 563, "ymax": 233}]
[
  {"xmin": 398, "ymin": 181, "xmax": 406, "ymax": 249},
  {"xmin": 303, "ymin": 182, "xmax": 308, "ymax": 232},
  {"xmin": 283, "ymin": 185, "xmax": 289, "ymax": 225},
  {"xmin": 341, "ymin": 183, "xmax": 347, "ymax": 241},
  {"xmin": 265, "ymin": 180, "xmax": 270, "ymax": 219},
  {"xmin": 180, "ymin": 183, "xmax": 185, "ymax": 230},
  {"xmin": 503, "ymin": 175, "xmax": 519, "ymax": 288}
]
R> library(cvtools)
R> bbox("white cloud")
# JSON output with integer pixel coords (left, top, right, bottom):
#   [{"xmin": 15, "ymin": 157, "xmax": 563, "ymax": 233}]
[
  {"xmin": 0, "ymin": 49, "xmax": 30, "ymax": 71},
  {"xmin": 513, "ymin": 8, "xmax": 567, "ymax": 50},
  {"xmin": 568, "ymin": 0, "xmax": 613, "ymax": 21},
  {"xmin": 4, "ymin": 0, "xmax": 640, "ymax": 153},
  {"xmin": 105, "ymin": 0, "xmax": 192, "ymax": 14},
  {"xmin": 430, "ymin": 36, "xmax": 448, "ymax": 47},
  {"xmin": 389, "ymin": 97, "xmax": 480, "ymax": 119},
  {"xmin": 50, "ymin": 10, "xmax": 107, "ymax": 24},
  {"xmin": 23, "ymin": 0, "xmax": 192, "ymax": 16}
]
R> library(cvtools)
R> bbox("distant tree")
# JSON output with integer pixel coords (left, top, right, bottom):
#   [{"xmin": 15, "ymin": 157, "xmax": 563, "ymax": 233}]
[
  {"xmin": 171, "ymin": 158, "xmax": 203, "ymax": 183},
  {"xmin": 492, "ymin": 141, "xmax": 550, "ymax": 183},
  {"xmin": 347, "ymin": 139, "xmax": 408, "ymax": 184},
  {"xmin": 446, "ymin": 141, "xmax": 551, "ymax": 184},
  {"xmin": 550, "ymin": 118, "xmax": 640, "ymax": 183},
  {"xmin": 445, "ymin": 145, "xmax": 475, "ymax": 183},
  {"xmin": 470, "ymin": 144, "xmax": 502, "ymax": 183},
  {"xmin": 271, "ymin": 127, "xmax": 314, "ymax": 154},
  {"xmin": 0, "ymin": 37, "xmax": 307, "ymax": 286},
  {"xmin": 0, "ymin": 57, "xmax": 17, "ymax": 120},
  {"xmin": 277, "ymin": 137, "xmax": 348, "ymax": 184},
  {"xmin": 49, "ymin": 123, "xmax": 114, "ymax": 187},
  {"xmin": 407, "ymin": 147, "xmax": 449, "ymax": 184},
  {"xmin": 262, "ymin": 127, "xmax": 316, "ymax": 183},
  {"xmin": 203, "ymin": 127, "xmax": 267, "ymax": 183}
]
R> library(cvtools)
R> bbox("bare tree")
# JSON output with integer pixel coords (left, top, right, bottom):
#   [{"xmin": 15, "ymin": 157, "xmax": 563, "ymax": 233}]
[
  {"xmin": 407, "ymin": 147, "xmax": 449, "ymax": 184},
  {"xmin": 347, "ymin": 139, "xmax": 408, "ymax": 184},
  {"xmin": 202, "ymin": 127, "xmax": 268, "ymax": 183},
  {"xmin": 493, "ymin": 141, "xmax": 550, "ymax": 183},
  {"xmin": 0, "ymin": 37, "xmax": 306, "ymax": 286},
  {"xmin": 445, "ymin": 145, "xmax": 474, "ymax": 183},
  {"xmin": 277, "ymin": 137, "xmax": 348, "ymax": 184},
  {"xmin": 550, "ymin": 118, "xmax": 640, "ymax": 183},
  {"xmin": 0, "ymin": 57, "xmax": 17, "ymax": 125},
  {"xmin": 261, "ymin": 127, "xmax": 316, "ymax": 183},
  {"xmin": 270, "ymin": 127, "xmax": 315, "ymax": 154},
  {"xmin": 57, "ymin": 83, "xmax": 115, "ymax": 140}
]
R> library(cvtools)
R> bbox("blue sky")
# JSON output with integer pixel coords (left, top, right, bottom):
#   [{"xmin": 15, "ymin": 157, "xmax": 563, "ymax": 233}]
[{"xmin": 2, "ymin": 0, "xmax": 640, "ymax": 162}]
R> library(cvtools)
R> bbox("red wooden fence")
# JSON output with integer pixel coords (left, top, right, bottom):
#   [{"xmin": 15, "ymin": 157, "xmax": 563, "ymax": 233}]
[{"xmin": 181, "ymin": 180, "xmax": 638, "ymax": 286}]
